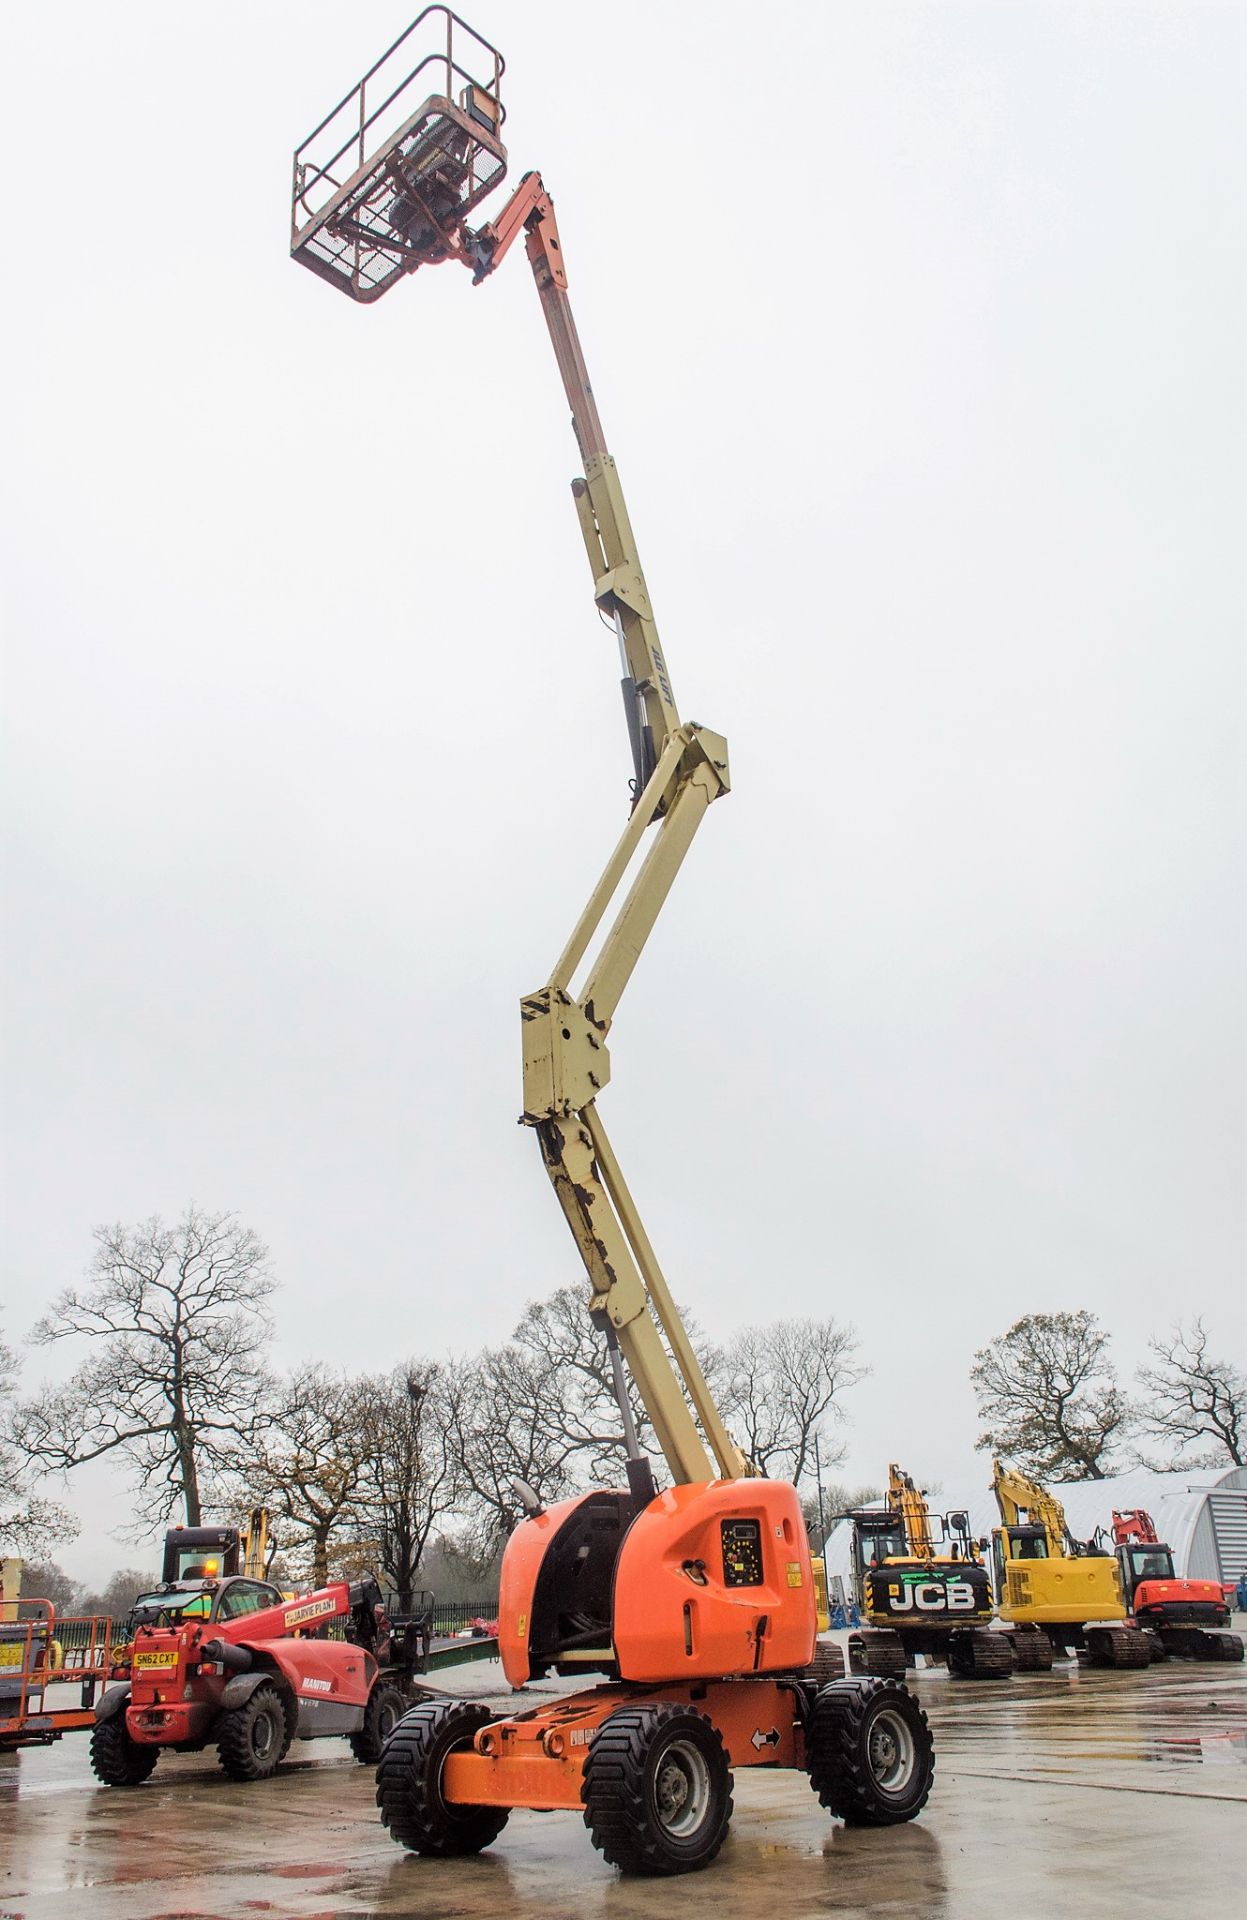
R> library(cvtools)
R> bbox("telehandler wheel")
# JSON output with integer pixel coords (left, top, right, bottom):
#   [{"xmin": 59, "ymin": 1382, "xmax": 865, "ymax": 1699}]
[
  {"xmin": 582, "ymin": 1702, "xmax": 733, "ymax": 1877},
  {"xmin": 377, "ymin": 1700, "xmax": 509, "ymax": 1857},
  {"xmin": 1010, "ymin": 1630, "xmax": 1055, "ymax": 1673},
  {"xmin": 351, "ymin": 1681, "xmax": 407, "ymax": 1765},
  {"xmin": 217, "ymin": 1681, "xmax": 287, "ymax": 1781},
  {"xmin": 89, "ymin": 1714, "xmax": 159, "ymax": 1787},
  {"xmin": 807, "ymin": 1679, "xmax": 934, "ymax": 1827}
]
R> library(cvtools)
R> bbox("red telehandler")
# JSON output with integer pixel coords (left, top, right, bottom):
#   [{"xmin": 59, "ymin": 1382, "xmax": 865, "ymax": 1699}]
[
  {"xmin": 91, "ymin": 1568, "xmax": 412, "ymax": 1784},
  {"xmin": 1111, "ymin": 1511, "xmax": 1243, "ymax": 1663}
]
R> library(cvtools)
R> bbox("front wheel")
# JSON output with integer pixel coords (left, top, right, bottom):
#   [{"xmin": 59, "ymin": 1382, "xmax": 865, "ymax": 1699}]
[
  {"xmin": 807, "ymin": 1678, "xmax": 934, "ymax": 1827},
  {"xmin": 90, "ymin": 1713, "xmax": 159, "ymax": 1787},
  {"xmin": 377, "ymin": 1700, "xmax": 509, "ymax": 1856},
  {"xmin": 217, "ymin": 1682, "xmax": 287, "ymax": 1781},
  {"xmin": 583, "ymin": 1703, "xmax": 733, "ymax": 1876}
]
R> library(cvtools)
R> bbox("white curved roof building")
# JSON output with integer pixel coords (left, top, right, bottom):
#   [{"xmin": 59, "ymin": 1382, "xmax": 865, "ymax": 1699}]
[{"xmin": 823, "ymin": 1464, "xmax": 1247, "ymax": 1593}]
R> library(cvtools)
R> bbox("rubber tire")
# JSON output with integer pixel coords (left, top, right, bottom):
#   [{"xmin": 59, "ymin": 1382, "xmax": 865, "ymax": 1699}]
[
  {"xmin": 1010, "ymin": 1631, "xmax": 1055, "ymax": 1673},
  {"xmin": 217, "ymin": 1681, "xmax": 287, "ymax": 1781},
  {"xmin": 582, "ymin": 1702, "xmax": 733, "ymax": 1877},
  {"xmin": 90, "ymin": 1713, "xmax": 159, "ymax": 1787},
  {"xmin": 804, "ymin": 1642, "xmax": 847, "ymax": 1685},
  {"xmin": 350, "ymin": 1681, "xmax": 407, "ymax": 1765},
  {"xmin": 1212, "ymin": 1632, "xmax": 1245, "ymax": 1663},
  {"xmin": 848, "ymin": 1631, "xmax": 907, "ymax": 1678},
  {"xmin": 377, "ymin": 1700, "xmax": 509, "ymax": 1857},
  {"xmin": 807, "ymin": 1678, "xmax": 934, "ymax": 1827}
]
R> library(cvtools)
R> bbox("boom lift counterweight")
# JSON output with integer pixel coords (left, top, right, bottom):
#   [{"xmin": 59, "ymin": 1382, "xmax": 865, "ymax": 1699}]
[{"xmin": 292, "ymin": 9, "xmax": 937, "ymax": 1875}]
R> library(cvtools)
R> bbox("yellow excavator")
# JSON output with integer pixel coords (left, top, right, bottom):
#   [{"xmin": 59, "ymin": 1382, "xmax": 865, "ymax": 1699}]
[
  {"xmin": 291, "ymin": 6, "xmax": 936, "ymax": 1877},
  {"xmin": 990, "ymin": 1459, "xmax": 1151, "ymax": 1668},
  {"xmin": 844, "ymin": 1464, "xmax": 1036, "ymax": 1677}
]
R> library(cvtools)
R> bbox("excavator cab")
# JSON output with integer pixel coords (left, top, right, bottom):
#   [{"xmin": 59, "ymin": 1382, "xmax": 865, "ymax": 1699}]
[{"xmin": 291, "ymin": 6, "xmax": 506, "ymax": 301}]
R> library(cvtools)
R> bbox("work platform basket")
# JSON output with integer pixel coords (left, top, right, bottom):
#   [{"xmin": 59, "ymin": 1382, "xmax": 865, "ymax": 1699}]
[{"xmin": 291, "ymin": 7, "xmax": 507, "ymax": 302}]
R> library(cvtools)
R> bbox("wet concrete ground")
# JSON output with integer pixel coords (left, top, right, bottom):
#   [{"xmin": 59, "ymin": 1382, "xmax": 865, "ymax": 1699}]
[{"xmin": 3, "ymin": 1635, "xmax": 1244, "ymax": 1920}]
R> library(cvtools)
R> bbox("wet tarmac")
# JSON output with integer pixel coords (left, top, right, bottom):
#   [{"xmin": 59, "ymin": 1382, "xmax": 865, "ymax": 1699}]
[{"xmin": 2, "ymin": 1640, "xmax": 1244, "ymax": 1920}]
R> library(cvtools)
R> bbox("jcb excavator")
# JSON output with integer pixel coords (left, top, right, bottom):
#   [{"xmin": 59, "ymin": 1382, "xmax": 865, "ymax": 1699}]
[
  {"xmin": 1111, "ymin": 1511, "xmax": 1243, "ymax": 1663},
  {"xmin": 844, "ymin": 1465, "xmax": 1034, "ymax": 1677},
  {"xmin": 291, "ymin": 8, "xmax": 936, "ymax": 1876},
  {"xmin": 989, "ymin": 1459, "xmax": 1151, "ymax": 1667}
]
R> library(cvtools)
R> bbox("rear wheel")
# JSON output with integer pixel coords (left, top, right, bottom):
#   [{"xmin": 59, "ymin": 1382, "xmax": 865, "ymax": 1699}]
[
  {"xmin": 583, "ymin": 1703, "xmax": 733, "ymax": 1876},
  {"xmin": 377, "ymin": 1700, "xmax": 509, "ymax": 1856},
  {"xmin": 90, "ymin": 1713, "xmax": 158, "ymax": 1787},
  {"xmin": 217, "ymin": 1681, "xmax": 287, "ymax": 1781},
  {"xmin": 350, "ymin": 1681, "xmax": 407, "ymax": 1765},
  {"xmin": 807, "ymin": 1678, "xmax": 934, "ymax": 1826}
]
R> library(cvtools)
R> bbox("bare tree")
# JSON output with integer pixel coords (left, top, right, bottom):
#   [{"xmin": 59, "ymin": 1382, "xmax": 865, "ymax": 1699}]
[
  {"xmin": 1136, "ymin": 1319, "xmax": 1244, "ymax": 1469},
  {"xmin": 443, "ymin": 1343, "xmax": 586, "ymax": 1566},
  {"xmin": 17, "ymin": 1559, "xmax": 77, "ymax": 1612},
  {"xmin": 971, "ymin": 1310, "xmax": 1132, "ymax": 1481},
  {"xmin": 352, "ymin": 1363, "xmax": 461, "ymax": 1610},
  {"xmin": 74, "ymin": 1567, "xmax": 157, "ymax": 1622},
  {"xmin": 718, "ymin": 1317, "xmax": 866, "ymax": 1486},
  {"xmin": 248, "ymin": 1363, "xmax": 373, "ymax": 1589},
  {"xmin": 11, "ymin": 1208, "xmax": 275, "ymax": 1531},
  {"xmin": 1, "ymin": 1322, "xmax": 78, "ymax": 1556}
]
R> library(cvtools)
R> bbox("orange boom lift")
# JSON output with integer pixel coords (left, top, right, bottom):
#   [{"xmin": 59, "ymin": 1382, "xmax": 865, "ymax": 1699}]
[{"xmin": 290, "ymin": 10, "xmax": 936, "ymax": 1875}]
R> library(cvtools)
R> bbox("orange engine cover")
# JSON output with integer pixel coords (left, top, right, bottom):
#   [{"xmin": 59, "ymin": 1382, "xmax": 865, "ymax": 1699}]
[
  {"xmin": 497, "ymin": 1480, "xmax": 815, "ymax": 1687},
  {"xmin": 613, "ymin": 1480, "xmax": 815, "ymax": 1682}
]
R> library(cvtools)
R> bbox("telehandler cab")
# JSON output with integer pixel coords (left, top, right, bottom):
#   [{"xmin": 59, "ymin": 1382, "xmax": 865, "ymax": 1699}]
[{"xmin": 289, "ymin": 6, "xmax": 937, "ymax": 1877}]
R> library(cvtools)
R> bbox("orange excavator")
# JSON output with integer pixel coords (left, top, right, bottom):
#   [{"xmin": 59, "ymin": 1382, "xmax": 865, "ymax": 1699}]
[
  {"xmin": 290, "ymin": 8, "xmax": 936, "ymax": 1877},
  {"xmin": 1111, "ymin": 1511, "xmax": 1243, "ymax": 1663}
]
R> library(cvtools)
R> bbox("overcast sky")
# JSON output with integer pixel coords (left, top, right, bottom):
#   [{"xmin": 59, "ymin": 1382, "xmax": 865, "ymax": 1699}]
[{"xmin": 3, "ymin": 2, "xmax": 1244, "ymax": 1584}]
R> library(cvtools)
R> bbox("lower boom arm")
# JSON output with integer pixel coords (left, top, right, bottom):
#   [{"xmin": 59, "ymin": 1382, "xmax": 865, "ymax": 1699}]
[{"xmin": 468, "ymin": 179, "xmax": 750, "ymax": 1485}]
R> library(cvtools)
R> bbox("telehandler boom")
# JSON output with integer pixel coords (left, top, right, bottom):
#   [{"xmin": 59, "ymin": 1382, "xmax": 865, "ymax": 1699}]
[{"xmin": 290, "ymin": 6, "xmax": 936, "ymax": 1876}]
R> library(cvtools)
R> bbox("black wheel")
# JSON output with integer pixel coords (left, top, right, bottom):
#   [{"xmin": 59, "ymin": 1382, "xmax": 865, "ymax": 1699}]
[
  {"xmin": 1010, "ymin": 1630, "xmax": 1055, "ymax": 1673},
  {"xmin": 350, "ymin": 1681, "xmax": 407, "ymax": 1765},
  {"xmin": 1211, "ymin": 1632, "xmax": 1245, "ymax": 1663},
  {"xmin": 807, "ymin": 1678, "xmax": 934, "ymax": 1827},
  {"xmin": 377, "ymin": 1700, "xmax": 509, "ymax": 1857},
  {"xmin": 582, "ymin": 1703, "xmax": 733, "ymax": 1876},
  {"xmin": 90, "ymin": 1713, "xmax": 159, "ymax": 1787},
  {"xmin": 803, "ymin": 1641, "xmax": 846, "ymax": 1686},
  {"xmin": 217, "ymin": 1681, "xmax": 287, "ymax": 1781},
  {"xmin": 848, "ymin": 1631, "xmax": 907, "ymax": 1678}
]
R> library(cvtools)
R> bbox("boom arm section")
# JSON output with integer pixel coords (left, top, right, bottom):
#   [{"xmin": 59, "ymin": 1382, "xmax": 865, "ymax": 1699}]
[
  {"xmin": 889, "ymin": 1463, "xmax": 935, "ymax": 1559},
  {"xmin": 474, "ymin": 175, "xmax": 680, "ymax": 801},
  {"xmin": 991, "ymin": 1458, "xmax": 1071, "ymax": 1556},
  {"xmin": 473, "ymin": 174, "xmax": 747, "ymax": 1486}
]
